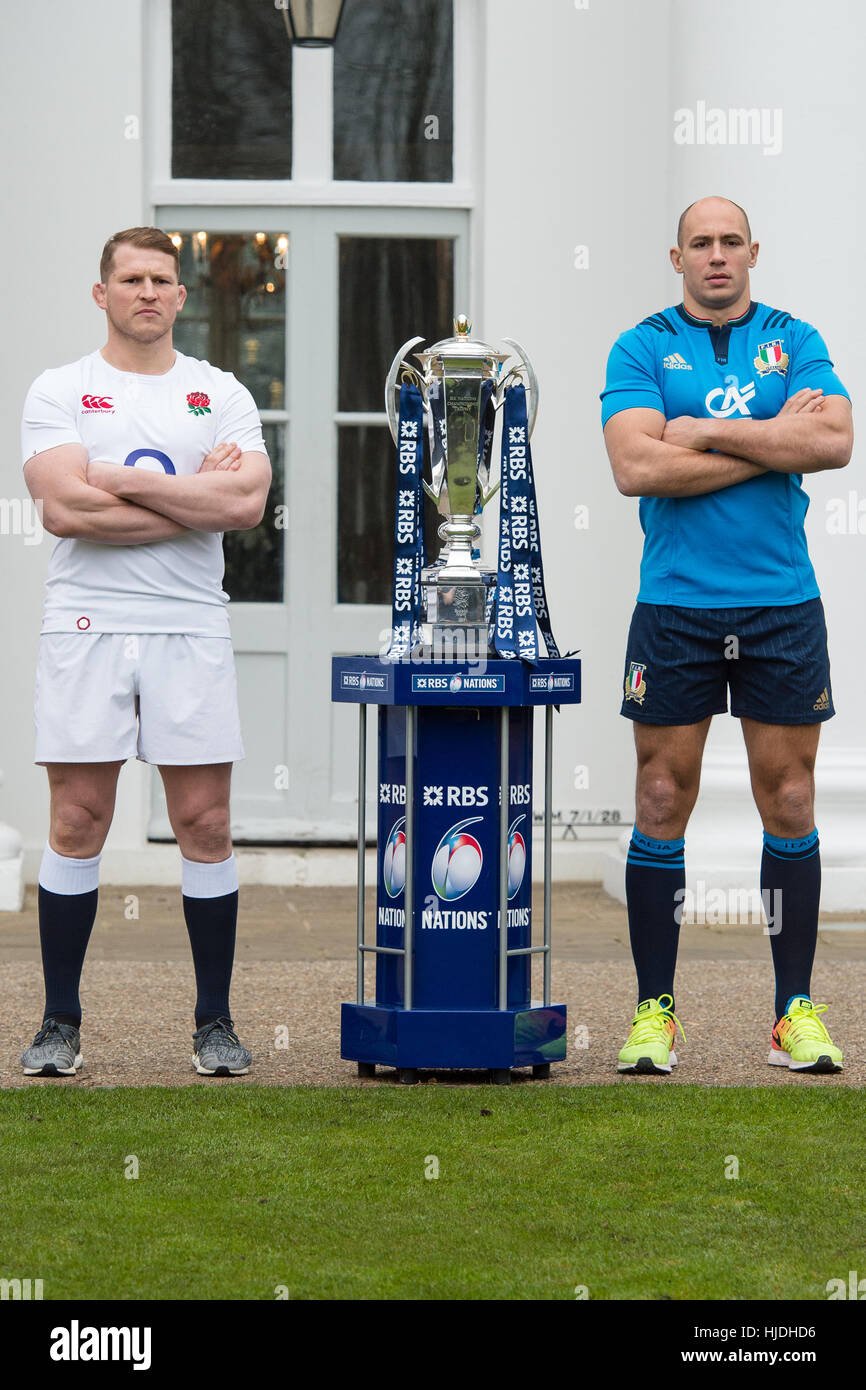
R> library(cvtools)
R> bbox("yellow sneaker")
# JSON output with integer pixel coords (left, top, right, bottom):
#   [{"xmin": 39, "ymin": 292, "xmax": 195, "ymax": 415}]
[
  {"xmin": 769, "ymin": 996, "xmax": 842, "ymax": 1073},
  {"xmin": 617, "ymin": 995, "xmax": 684, "ymax": 1075}
]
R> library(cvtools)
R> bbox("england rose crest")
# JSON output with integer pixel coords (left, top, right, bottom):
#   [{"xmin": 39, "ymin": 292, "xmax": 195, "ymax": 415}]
[{"xmin": 187, "ymin": 391, "xmax": 211, "ymax": 416}]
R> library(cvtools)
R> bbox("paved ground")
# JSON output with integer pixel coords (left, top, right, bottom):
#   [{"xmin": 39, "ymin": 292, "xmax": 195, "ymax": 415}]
[{"xmin": 2, "ymin": 884, "xmax": 864, "ymax": 1088}]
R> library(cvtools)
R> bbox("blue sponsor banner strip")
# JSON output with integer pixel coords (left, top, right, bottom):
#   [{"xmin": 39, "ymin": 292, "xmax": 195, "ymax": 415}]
[
  {"xmin": 528, "ymin": 673, "xmax": 575, "ymax": 692},
  {"xmin": 331, "ymin": 657, "xmax": 581, "ymax": 706},
  {"xmin": 388, "ymin": 383, "xmax": 426, "ymax": 659},
  {"xmin": 493, "ymin": 386, "xmax": 560, "ymax": 662},
  {"xmin": 331, "ymin": 658, "xmax": 394, "ymax": 704},
  {"xmin": 411, "ymin": 673, "xmax": 507, "ymax": 694}
]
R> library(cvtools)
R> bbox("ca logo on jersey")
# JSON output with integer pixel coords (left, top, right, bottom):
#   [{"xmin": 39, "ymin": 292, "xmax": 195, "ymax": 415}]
[{"xmin": 705, "ymin": 374, "xmax": 756, "ymax": 418}]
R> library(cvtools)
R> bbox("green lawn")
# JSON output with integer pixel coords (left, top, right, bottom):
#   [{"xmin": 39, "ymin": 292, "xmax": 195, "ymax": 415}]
[{"xmin": 1, "ymin": 1085, "xmax": 863, "ymax": 1300}]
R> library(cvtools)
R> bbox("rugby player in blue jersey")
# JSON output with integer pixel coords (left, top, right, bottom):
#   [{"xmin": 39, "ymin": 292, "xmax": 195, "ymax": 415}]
[{"xmin": 601, "ymin": 196, "xmax": 853, "ymax": 1076}]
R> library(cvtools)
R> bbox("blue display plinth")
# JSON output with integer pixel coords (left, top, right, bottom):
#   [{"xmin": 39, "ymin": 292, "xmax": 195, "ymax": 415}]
[{"xmin": 332, "ymin": 656, "xmax": 581, "ymax": 1083}]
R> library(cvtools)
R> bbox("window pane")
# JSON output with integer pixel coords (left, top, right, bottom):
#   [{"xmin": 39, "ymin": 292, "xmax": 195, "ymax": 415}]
[
  {"xmin": 172, "ymin": 0, "xmax": 291, "ymax": 179},
  {"xmin": 338, "ymin": 236, "xmax": 454, "ymax": 412},
  {"xmin": 334, "ymin": 0, "xmax": 453, "ymax": 182},
  {"xmin": 224, "ymin": 423, "xmax": 285, "ymax": 604},
  {"xmin": 172, "ymin": 232, "xmax": 287, "ymax": 414},
  {"xmin": 337, "ymin": 425, "xmax": 440, "ymax": 605}
]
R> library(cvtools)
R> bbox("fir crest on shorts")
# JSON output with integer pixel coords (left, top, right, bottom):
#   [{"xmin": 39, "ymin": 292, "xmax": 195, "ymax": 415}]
[{"xmin": 625, "ymin": 661, "xmax": 647, "ymax": 704}]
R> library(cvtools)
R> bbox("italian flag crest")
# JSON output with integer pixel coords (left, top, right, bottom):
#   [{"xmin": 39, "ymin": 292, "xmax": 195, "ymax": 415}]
[
  {"xmin": 754, "ymin": 339, "xmax": 789, "ymax": 376},
  {"xmin": 625, "ymin": 662, "xmax": 647, "ymax": 705}
]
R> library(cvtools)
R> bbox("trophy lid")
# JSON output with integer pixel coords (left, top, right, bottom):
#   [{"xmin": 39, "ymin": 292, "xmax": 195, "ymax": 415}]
[{"xmin": 414, "ymin": 315, "xmax": 510, "ymax": 377}]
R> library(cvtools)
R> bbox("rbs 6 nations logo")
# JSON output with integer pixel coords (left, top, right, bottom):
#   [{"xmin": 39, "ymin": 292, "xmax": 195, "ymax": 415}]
[
  {"xmin": 382, "ymin": 817, "xmax": 407, "ymax": 898},
  {"xmin": 432, "ymin": 818, "xmax": 484, "ymax": 902},
  {"xmin": 507, "ymin": 815, "xmax": 527, "ymax": 899},
  {"xmin": 387, "ymin": 810, "xmax": 528, "ymax": 904}
]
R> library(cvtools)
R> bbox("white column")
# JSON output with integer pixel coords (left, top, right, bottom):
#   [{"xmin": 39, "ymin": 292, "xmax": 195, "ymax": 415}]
[
  {"xmin": 291, "ymin": 45, "xmax": 333, "ymax": 184},
  {"xmin": 605, "ymin": 0, "xmax": 866, "ymax": 911}
]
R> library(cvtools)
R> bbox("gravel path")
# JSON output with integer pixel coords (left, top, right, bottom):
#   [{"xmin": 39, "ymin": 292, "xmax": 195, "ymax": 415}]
[{"xmin": 3, "ymin": 957, "xmax": 863, "ymax": 1089}]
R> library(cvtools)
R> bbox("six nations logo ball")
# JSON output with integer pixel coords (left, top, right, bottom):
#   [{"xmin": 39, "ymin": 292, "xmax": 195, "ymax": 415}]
[
  {"xmin": 432, "ymin": 817, "xmax": 484, "ymax": 901},
  {"xmin": 507, "ymin": 815, "xmax": 527, "ymax": 899},
  {"xmin": 382, "ymin": 817, "xmax": 407, "ymax": 898}
]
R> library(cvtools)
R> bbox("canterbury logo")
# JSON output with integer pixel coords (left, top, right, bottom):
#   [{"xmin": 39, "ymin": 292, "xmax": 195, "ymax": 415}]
[
  {"xmin": 813, "ymin": 688, "xmax": 830, "ymax": 711},
  {"xmin": 80, "ymin": 395, "xmax": 114, "ymax": 412}
]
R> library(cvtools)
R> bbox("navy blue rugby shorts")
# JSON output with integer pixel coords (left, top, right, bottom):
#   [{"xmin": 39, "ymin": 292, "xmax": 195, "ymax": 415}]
[{"xmin": 620, "ymin": 599, "xmax": 834, "ymax": 726}]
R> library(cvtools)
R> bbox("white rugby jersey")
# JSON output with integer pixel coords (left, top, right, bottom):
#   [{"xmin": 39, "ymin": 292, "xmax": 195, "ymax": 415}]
[{"xmin": 21, "ymin": 350, "xmax": 268, "ymax": 635}]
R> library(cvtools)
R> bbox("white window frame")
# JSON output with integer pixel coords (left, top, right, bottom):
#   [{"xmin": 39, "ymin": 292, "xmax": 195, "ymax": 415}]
[{"xmin": 146, "ymin": 0, "xmax": 478, "ymax": 209}]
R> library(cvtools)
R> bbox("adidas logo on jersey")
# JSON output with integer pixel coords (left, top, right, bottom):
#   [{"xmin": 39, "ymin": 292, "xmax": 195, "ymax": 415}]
[
  {"xmin": 662, "ymin": 353, "xmax": 692, "ymax": 370},
  {"xmin": 813, "ymin": 687, "xmax": 830, "ymax": 711}
]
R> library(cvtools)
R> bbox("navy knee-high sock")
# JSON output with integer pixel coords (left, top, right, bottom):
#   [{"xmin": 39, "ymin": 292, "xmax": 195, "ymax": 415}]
[
  {"xmin": 181, "ymin": 855, "xmax": 239, "ymax": 1029},
  {"xmin": 625, "ymin": 830, "xmax": 686, "ymax": 1010},
  {"xmin": 37, "ymin": 844, "xmax": 101, "ymax": 1028},
  {"xmin": 761, "ymin": 828, "xmax": 821, "ymax": 1021}
]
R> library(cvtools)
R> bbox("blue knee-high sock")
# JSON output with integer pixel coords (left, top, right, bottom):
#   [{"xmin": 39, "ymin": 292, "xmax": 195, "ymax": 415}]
[
  {"xmin": 181, "ymin": 855, "xmax": 239, "ymax": 1029},
  {"xmin": 761, "ymin": 828, "xmax": 820, "ymax": 1021},
  {"xmin": 37, "ymin": 844, "xmax": 101, "ymax": 1028},
  {"xmin": 625, "ymin": 830, "xmax": 686, "ymax": 1010}
]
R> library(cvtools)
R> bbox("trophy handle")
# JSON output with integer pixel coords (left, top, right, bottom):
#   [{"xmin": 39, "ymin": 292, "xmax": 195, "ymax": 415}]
[
  {"xmin": 385, "ymin": 336, "xmax": 426, "ymax": 444},
  {"xmin": 498, "ymin": 337, "xmax": 539, "ymax": 438},
  {"xmin": 479, "ymin": 480, "xmax": 501, "ymax": 508}
]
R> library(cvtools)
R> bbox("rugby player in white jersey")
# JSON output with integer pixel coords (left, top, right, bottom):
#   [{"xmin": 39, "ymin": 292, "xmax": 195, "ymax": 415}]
[{"xmin": 19, "ymin": 226, "xmax": 272, "ymax": 1077}]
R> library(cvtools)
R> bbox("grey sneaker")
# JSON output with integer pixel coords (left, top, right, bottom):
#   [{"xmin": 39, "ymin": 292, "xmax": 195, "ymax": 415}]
[
  {"xmin": 192, "ymin": 1018, "xmax": 251, "ymax": 1076},
  {"xmin": 21, "ymin": 1019, "xmax": 82, "ymax": 1076}
]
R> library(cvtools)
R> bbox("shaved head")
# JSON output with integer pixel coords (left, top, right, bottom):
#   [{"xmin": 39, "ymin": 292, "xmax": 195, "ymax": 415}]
[
  {"xmin": 677, "ymin": 197, "xmax": 751, "ymax": 248},
  {"xmin": 670, "ymin": 195, "xmax": 758, "ymax": 321}
]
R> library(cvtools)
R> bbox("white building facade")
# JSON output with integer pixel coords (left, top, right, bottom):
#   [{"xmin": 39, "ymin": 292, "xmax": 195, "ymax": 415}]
[{"xmin": 0, "ymin": 0, "xmax": 862, "ymax": 906}]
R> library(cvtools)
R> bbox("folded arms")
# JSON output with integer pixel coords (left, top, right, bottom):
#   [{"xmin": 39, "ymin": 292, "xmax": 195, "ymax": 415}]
[
  {"xmin": 24, "ymin": 441, "xmax": 272, "ymax": 543},
  {"xmin": 605, "ymin": 390, "xmax": 853, "ymax": 499}
]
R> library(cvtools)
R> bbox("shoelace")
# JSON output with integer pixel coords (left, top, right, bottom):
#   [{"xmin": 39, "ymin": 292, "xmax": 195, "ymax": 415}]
[
  {"xmin": 627, "ymin": 994, "xmax": 686, "ymax": 1045},
  {"xmin": 33, "ymin": 1019, "xmax": 70, "ymax": 1046},
  {"xmin": 195, "ymin": 1018, "xmax": 239, "ymax": 1046},
  {"xmin": 779, "ymin": 1002, "xmax": 832, "ymax": 1047}
]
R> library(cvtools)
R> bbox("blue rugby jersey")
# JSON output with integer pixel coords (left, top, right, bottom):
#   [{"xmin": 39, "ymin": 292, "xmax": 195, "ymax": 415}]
[{"xmin": 600, "ymin": 302, "xmax": 849, "ymax": 606}]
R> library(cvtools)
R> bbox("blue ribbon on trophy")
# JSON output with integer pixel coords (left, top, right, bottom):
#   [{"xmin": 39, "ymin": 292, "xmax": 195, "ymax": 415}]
[
  {"xmin": 388, "ymin": 381, "xmax": 426, "ymax": 659},
  {"xmin": 492, "ymin": 384, "xmax": 559, "ymax": 662}
]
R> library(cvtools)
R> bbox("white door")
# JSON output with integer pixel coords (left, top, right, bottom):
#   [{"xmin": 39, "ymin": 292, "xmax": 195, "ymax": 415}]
[{"xmin": 148, "ymin": 208, "xmax": 468, "ymax": 841}]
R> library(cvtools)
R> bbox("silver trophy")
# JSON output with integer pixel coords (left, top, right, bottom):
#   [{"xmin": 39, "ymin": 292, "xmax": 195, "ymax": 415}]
[{"xmin": 386, "ymin": 315, "xmax": 538, "ymax": 659}]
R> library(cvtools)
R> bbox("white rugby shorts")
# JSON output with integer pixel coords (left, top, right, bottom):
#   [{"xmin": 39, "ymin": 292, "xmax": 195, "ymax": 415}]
[{"xmin": 34, "ymin": 633, "xmax": 245, "ymax": 765}]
